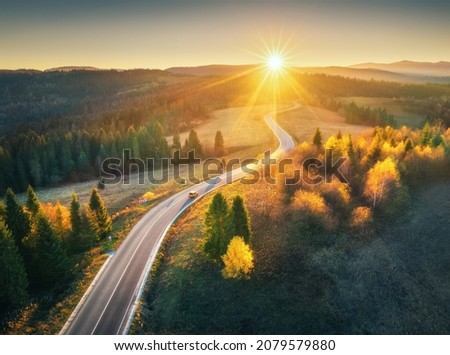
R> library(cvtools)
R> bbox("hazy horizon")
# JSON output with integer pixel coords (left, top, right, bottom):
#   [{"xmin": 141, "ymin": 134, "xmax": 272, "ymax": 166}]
[
  {"xmin": 1, "ymin": 0, "xmax": 450, "ymax": 70},
  {"xmin": 3, "ymin": 59, "xmax": 450, "ymax": 73}
]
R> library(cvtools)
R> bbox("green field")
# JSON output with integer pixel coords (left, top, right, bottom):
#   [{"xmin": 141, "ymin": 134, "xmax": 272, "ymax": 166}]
[{"xmin": 337, "ymin": 97, "xmax": 425, "ymax": 127}]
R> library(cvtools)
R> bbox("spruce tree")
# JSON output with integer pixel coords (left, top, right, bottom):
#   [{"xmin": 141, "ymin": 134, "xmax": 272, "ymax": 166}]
[
  {"xmin": 26, "ymin": 185, "xmax": 41, "ymax": 215},
  {"xmin": 0, "ymin": 202, "xmax": 5, "ymax": 220},
  {"xmin": 203, "ymin": 192, "xmax": 229, "ymax": 260},
  {"xmin": 89, "ymin": 189, "xmax": 112, "ymax": 240},
  {"xmin": 188, "ymin": 129, "xmax": 203, "ymax": 157},
  {"xmin": 34, "ymin": 214, "xmax": 69, "ymax": 288},
  {"xmin": 313, "ymin": 128, "xmax": 322, "ymax": 148},
  {"xmin": 5, "ymin": 188, "xmax": 30, "ymax": 251},
  {"xmin": 80, "ymin": 205, "xmax": 96, "ymax": 248},
  {"xmin": 172, "ymin": 130, "xmax": 181, "ymax": 151},
  {"xmin": 0, "ymin": 220, "xmax": 29, "ymax": 306},
  {"xmin": 214, "ymin": 130, "xmax": 225, "ymax": 156},
  {"xmin": 69, "ymin": 193, "xmax": 82, "ymax": 253},
  {"xmin": 228, "ymin": 196, "xmax": 251, "ymax": 244}
]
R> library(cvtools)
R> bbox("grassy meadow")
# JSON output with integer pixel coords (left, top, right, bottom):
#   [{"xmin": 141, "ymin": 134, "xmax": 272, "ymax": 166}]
[{"xmin": 276, "ymin": 106, "xmax": 371, "ymax": 144}]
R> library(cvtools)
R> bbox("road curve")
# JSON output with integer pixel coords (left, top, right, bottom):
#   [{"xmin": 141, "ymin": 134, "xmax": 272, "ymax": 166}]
[{"xmin": 61, "ymin": 113, "xmax": 295, "ymax": 335}]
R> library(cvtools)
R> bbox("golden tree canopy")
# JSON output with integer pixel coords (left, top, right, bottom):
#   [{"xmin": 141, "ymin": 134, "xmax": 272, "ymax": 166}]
[
  {"xmin": 364, "ymin": 157, "xmax": 400, "ymax": 208},
  {"xmin": 222, "ymin": 236, "xmax": 254, "ymax": 279}
]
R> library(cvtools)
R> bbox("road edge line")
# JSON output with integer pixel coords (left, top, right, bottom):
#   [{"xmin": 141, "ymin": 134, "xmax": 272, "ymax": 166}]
[{"xmin": 59, "ymin": 254, "xmax": 113, "ymax": 335}]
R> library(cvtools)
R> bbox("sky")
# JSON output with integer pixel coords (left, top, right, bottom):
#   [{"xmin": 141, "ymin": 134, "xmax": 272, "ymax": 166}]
[{"xmin": 1, "ymin": 0, "xmax": 450, "ymax": 70}]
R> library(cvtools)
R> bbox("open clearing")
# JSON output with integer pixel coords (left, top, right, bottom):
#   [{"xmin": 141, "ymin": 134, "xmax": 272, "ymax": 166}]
[
  {"xmin": 276, "ymin": 105, "xmax": 371, "ymax": 143},
  {"xmin": 17, "ymin": 105, "xmax": 283, "ymax": 212},
  {"xmin": 176, "ymin": 105, "xmax": 285, "ymax": 156},
  {"xmin": 337, "ymin": 97, "xmax": 424, "ymax": 127}
]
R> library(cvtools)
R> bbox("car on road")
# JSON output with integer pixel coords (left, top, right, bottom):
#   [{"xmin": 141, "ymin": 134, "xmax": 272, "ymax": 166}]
[{"xmin": 188, "ymin": 191, "xmax": 199, "ymax": 198}]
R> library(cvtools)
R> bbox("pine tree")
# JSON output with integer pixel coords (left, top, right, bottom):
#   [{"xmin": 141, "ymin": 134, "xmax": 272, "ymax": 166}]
[
  {"xmin": 313, "ymin": 128, "xmax": 322, "ymax": 148},
  {"xmin": 97, "ymin": 177, "xmax": 105, "ymax": 190},
  {"xmin": 214, "ymin": 130, "xmax": 225, "ymax": 156},
  {"xmin": 0, "ymin": 220, "xmax": 29, "ymax": 305},
  {"xmin": 5, "ymin": 188, "xmax": 30, "ymax": 251},
  {"xmin": 69, "ymin": 193, "xmax": 93, "ymax": 253},
  {"xmin": 80, "ymin": 204, "xmax": 96, "ymax": 248},
  {"xmin": 26, "ymin": 185, "xmax": 41, "ymax": 215},
  {"xmin": 0, "ymin": 202, "xmax": 5, "ymax": 220},
  {"xmin": 336, "ymin": 129, "xmax": 342, "ymax": 140},
  {"xmin": 228, "ymin": 196, "xmax": 251, "ymax": 244},
  {"xmin": 89, "ymin": 189, "xmax": 112, "ymax": 240},
  {"xmin": 70, "ymin": 193, "xmax": 82, "ymax": 238},
  {"xmin": 172, "ymin": 130, "xmax": 181, "ymax": 151},
  {"xmin": 203, "ymin": 192, "xmax": 229, "ymax": 260},
  {"xmin": 188, "ymin": 129, "xmax": 203, "ymax": 157},
  {"xmin": 420, "ymin": 122, "xmax": 433, "ymax": 146},
  {"xmin": 346, "ymin": 135, "xmax": 358, "ymax": 166},
  {"xmin": 34, "ymin": 214, "xmax": 69, "ymax": 288}
]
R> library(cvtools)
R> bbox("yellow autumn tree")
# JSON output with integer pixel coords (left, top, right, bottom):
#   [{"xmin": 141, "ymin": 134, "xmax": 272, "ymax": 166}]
[
  {"xmin": 364, "ymin": 157, "xmax": 400, "ymax": 208},
  {"xmin": 292, "ymin": 190, "xmax": 328, "ymax": 216},
  {"xmin": 41, "ymin": 201, "xmax": 71, "ymax": 236},
  {"xmin": 222, "ymin": 236, "xmax": 254, "ymax": 279}
]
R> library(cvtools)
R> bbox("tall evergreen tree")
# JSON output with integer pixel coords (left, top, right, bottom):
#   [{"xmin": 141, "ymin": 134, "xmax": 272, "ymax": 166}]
[
  {"xmin": 0, "ymin": 202, "xmax": 5, "ymax": 220},
  {"xmin": 188, "ymin": 129, "xmax": 203, "ymax": 157},
  {"xmin": 69, "ymin": 193, "xmax": 94, "ymax": 253},
  {"xmin": 80, "ymin": 204, "xmax": 97, "ymax": 248},
  {"xmin": 34, "ymin": 214, "xmax": 69, "ymax": 288},
  {"xmin": 214, "ymin": 130, "xmax": 225, "ymax": 156},
  {"xmin": 89, "ymin": 189, "xmax": 112, "ymax": 240},
  {"xmin": 172, "ymin": 130, "xmax": 181, "ymax": 151},
  {"xmin": 203, "ymin": 192, "xmax": 229, "ymax": 260},
  {"xmin": 313, "ymin": 127, "xmax": 322, "ymax": 148},
  {"xmin": 70, "ymin": 193, "xmax": 82, "ymax": 237},
  {"xmin": 5, "ymin": 188, "xmax": 30, "ymax": 251},
  {"xmin": 228, "ymin": 196, "xmax": 251, "ymax": 244},
  {"xmin": 26, "ymin": 185, "xmax": 41, "ymax": 215},
  {"xmin": 0, "ymin": 220, "xmax": 29, "ymax": 306}
]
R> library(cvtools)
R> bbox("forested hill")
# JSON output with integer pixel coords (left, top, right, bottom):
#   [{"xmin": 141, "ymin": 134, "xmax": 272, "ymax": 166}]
[
  {"xmin": 0, "ymin": 69, "xmax": 181, "ymax": 129},
  {"xmin": 0, "ymin": 69, "xmax": 247, "ymax": 195},
  {"xmin": 1, "ymin": 69, "xmax": 450, "ymax": 196}
]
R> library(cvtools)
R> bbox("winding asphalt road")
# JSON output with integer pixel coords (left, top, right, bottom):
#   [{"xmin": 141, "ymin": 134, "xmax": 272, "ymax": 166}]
[{"xmin": 61, "ymin": 114, "xmax": 295, "ymax": 335}]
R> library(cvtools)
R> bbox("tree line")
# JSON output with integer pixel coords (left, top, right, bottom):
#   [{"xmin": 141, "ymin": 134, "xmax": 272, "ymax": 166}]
[{"xmin": 0, "ymin": 186, "xmax": 111, "ymax": 308}]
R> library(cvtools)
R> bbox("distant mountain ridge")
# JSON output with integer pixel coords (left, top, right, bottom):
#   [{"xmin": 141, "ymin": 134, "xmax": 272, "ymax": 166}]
[
  {"xmin": 166, "ymin": 62, "xmax": 450, "ymax": 83},
  {"xmin": 44, "ymin": 66, "xmax": 101, "ymax": 72},
  {"xmin": 166, "ymin": 64, "xmax": 257, "ymax": 76},
  {"xmin": 349, "ymin": 60, "xmax": 450, "ymax": 77},
  {"xmin": 1, "ymin": 60, "xmax": 450, "ymax": 83}
]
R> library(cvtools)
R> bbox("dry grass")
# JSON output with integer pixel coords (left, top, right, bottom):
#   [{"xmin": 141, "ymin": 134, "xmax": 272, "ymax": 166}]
[
  {"xmin": 175, "ymin": 105, "xmax": 287, "ymax": 158},
  {"xmin": 276, "ymin": 105, "xmax": 371, "ymax": 144}
]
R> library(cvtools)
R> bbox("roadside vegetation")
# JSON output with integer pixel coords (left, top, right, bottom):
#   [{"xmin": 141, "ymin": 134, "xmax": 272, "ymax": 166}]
[{"xmin": 134, "ymin": 122, "xmax": 449, "ymax": 334}]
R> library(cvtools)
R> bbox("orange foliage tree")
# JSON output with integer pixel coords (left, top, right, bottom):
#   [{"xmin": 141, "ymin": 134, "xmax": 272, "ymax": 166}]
[{"xmin": 40, "ymin": 201, "xmax": 71, "ymax": 237}]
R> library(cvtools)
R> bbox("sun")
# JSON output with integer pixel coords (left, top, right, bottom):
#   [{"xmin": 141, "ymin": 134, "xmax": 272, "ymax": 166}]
[{"xmin": 268, "ymin": 54, "xmax": 283, "ymax": 70}]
